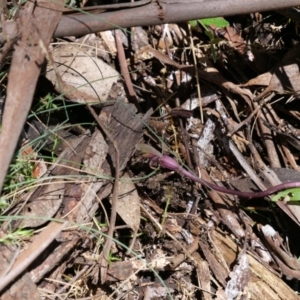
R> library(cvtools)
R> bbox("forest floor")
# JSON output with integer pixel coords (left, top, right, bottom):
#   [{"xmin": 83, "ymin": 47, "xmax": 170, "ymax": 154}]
[{"xmin": 1, "ymin": 3, "xmax": 300, "ymax": 300}]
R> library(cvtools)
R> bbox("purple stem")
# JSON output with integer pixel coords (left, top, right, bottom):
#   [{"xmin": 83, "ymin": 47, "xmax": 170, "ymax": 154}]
[
  {"xmin": 159, "ymin": 155, "xmax": 300, "ymax": 198},
  {"xmin": 137, "ymin": 144, "xmax": 300, "ymax": 199}
]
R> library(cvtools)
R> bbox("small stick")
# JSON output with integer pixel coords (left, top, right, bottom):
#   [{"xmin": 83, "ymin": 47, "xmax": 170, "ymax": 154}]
[
  {"xmin": 115, "ymin": 29, "xmax": 141, "ymax": 111},
  {"xmin": 87, "ymin": 106, "xmax": 120, "ymax": 284}
]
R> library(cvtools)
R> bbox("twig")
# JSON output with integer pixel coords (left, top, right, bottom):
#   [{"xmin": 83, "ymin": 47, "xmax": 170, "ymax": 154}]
[
  {"xmin": 115, "ymin": 29, "xmax": 141, "ymax": 111},
  {"xmin": 175, "ymin": 97, "xmax": 193, "ymax": 169},
  {"xmin": 229, "ymin": 94, "xmax": 273, "ymax": 136},
  {"xmin": 87, "ymin": 105, "xmax": 120, "ymax": 284},
  {"xmin": 188, "ymin": 23, "xmax": 203, "ymax": 123},
  {"xmin": 257, "ymin": 105, "xmax": 281, "ymax": 168}
]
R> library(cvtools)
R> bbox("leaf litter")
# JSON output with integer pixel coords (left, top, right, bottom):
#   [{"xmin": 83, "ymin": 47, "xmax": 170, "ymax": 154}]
[{"xmin": 1, "ymin": 5, "xmax": 300, "ymax": 300}]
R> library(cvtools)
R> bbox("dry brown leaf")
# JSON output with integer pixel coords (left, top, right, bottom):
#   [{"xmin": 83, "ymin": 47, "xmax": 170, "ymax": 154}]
[
  {"xmin": 241, "ymin": 72, "xmax": 272, "ymax": 87},
  {"xmin": 32, "ymin": 159, "xmax": 47, "ymax": 179},
  {"xmin": 19, "ymin": 179, "xmax": 64, "ymax": 228},
  {"xmin": 210, "ymin": 24, "xmax": 247, "ymax": 55},
  {"xmin": 100, "ymin": 31, "xmax": 117, "ymax": 55},
  {"xmin": 106, "ymin": 261, "xmax": 135, "ymax": 282},
  {"xmin": 47, "ymin": 43, "xmax": 120, "ymax": 103},
  {"xmin": 224, "ymin": 25, "xmax": 247, "ymax": 55},
  {"xmin": 116, "ymin": 174, "xmax": 140, "ymax": 232}
]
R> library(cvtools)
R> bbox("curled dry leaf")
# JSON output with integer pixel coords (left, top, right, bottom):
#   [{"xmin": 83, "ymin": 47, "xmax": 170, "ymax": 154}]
[
  {"xmin": 241, "ymin": 72, "xmax": 272, "ymax": 88},
  {"xmin": 211, "ymin": 24, "xmax": 247, "ymax": 56}
]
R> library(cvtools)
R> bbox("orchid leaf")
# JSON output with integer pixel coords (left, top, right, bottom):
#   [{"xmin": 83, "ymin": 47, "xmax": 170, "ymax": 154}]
[
  {"xmin": 271, "ymin": 188, "xmax": 300, "ymax": 202},
  {"xmin": 189, "ymin": 18, "xmax": 229, "ymax": 28},
  {"xmin": 189, "ymin": 20, "xmax": 198, "ymax": 27},
  {"xmin": 200, "ymin": 17, "xmax": 229, "ymax": 28}
]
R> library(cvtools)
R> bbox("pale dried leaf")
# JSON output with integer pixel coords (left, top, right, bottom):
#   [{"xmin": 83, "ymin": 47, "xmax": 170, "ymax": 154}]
[
  {"xmin": 100, "ymin": 31, "xmax": 117, "ymax": 55},
  {"xmin": 197, "ymin": 260, "xmax": 212, "ymax": 300},
  {"xmin": 260, "ymin": 224, "xmax": 300, "ymax": 271},
  {"xmin": 116, "ymin": 174, "xmax": 140, "ymax": 232},
  {"xmin": 150, "ymin": 248, "xmax": 169, "ymax": 270},
  {"xmin": 241, "ymin": 72, "xmax": 272, "ymax": 87},
  {"xmin": 47, "ymin": 43, "xmax": 120, "ymax": 103},
  {"xmin": 225, "ymin": 253, "xmax": 250, "ymax": 300}
]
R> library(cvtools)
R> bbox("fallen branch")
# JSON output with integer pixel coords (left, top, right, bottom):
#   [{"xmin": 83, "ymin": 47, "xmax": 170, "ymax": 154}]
[{"xmin": 54, "ymin": 0, "xmax": 300, "ymax": 37}]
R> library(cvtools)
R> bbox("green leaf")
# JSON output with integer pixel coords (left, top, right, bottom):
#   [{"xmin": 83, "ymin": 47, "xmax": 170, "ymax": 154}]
[
  {"xmin": 200, "ymin": 17, "xmax": 229, "ymax": 28},
  {"xmin": 189, "ymin": 20, "xmax": 198, "ymax": 27},
  {"xmin": 271, "ymin": 188, "xmax": 300, "ymax": 202}
]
